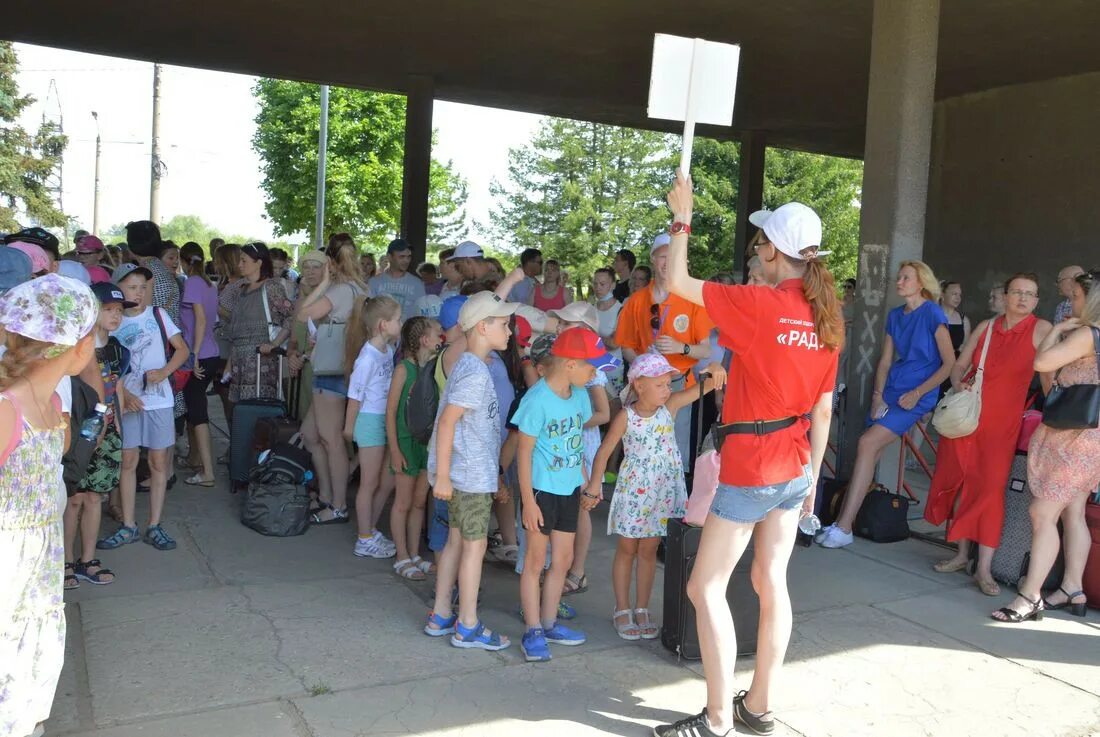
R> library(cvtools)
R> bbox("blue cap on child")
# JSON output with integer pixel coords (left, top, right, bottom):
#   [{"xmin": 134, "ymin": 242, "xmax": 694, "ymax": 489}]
[{"xmin": 439, "ymin": 295, "xmax": 467, "ymax": 331}]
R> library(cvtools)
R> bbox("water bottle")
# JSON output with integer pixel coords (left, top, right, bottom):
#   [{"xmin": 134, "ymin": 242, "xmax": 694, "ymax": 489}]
[
  {"xmin": 796, "ymin": 513, "xmax": 821, "ymax": 548},
  {"xmin": 79, "ymin": 403, "xmax": 108, "ymax": 441}
]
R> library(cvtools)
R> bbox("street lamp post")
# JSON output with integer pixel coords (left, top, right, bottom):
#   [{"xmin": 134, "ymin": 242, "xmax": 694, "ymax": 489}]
[{"xmin": 91, "ymin": 111, "xmax": 102, "ymax": 237}]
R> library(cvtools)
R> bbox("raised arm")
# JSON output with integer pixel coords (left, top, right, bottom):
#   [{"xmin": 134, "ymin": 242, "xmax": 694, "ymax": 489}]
[{"xmin": 666, "ymin": 170, "xmax": 705, "ymax": 307}]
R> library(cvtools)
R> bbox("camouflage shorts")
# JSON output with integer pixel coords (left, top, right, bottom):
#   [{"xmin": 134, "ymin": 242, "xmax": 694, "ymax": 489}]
[
  {"xmin": 78, "ymin": 427, "xmax": 122, "ymax": 495},
  {"xmin": 448, "ymin": 490, "xmax": 494, "ymax": 541}
]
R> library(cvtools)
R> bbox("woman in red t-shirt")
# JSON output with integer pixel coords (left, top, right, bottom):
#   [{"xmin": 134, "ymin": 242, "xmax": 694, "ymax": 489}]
[{"xmin": 652, "ymin": 173, "xmax": 844, "ymax": 737}]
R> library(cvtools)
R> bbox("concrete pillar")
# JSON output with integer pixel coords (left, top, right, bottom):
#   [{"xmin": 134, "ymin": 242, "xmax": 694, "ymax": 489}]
[
  {"xmin": 842, "ymin": 0, "xmax": 940, "ymax": 476},
  {"xmin": 734, "ymin": 131, "xmax": 765, "ymax": 279},
  {"xmin": 400, "ymin": 76, "xmax": 434, "ymax": 266}
]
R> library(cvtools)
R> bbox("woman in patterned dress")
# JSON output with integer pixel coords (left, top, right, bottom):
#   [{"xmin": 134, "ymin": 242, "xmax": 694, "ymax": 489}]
[
  {"xmin": 0, "ymin": 274, "xmax": 98, "ymax": 737},
  {"xmin": 993, "ymin": 269, "xmax": 1100, "ymax": 623},
  {"xmin": 223, "ymin": 243, "xmax": 292, "ymax": 404}
]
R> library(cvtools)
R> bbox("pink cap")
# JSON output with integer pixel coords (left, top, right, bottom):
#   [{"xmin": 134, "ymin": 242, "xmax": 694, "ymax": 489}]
[
  {"xmin": 86, "ymin": 265, "xmax": 113, "ymax": 284},
  {"xmin": 7, "ymin": 241, "xmax": 51, "ymax": 274},
  {"xmin": 627, "ymin": 352, "xmax": 678, "ymax": 381},
  {"xmin": 76, "ymin": 235, "xmax": 105, "ymax": 253}
]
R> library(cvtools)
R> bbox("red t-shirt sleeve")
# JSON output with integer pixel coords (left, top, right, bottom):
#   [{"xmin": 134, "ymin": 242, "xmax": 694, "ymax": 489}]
[{"xmin": 702, "ymin": 282, "xmax": 760, "ymax": 356}]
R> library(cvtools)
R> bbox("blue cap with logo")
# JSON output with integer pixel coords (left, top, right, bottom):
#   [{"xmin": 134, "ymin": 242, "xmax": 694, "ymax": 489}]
[{"xmin": 91, "ymin": 281, "xmax": 138, "ymax": 308}]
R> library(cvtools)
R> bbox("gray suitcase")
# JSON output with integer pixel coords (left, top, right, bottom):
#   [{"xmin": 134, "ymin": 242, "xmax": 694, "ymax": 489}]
[{"xmin": 991, "ymin": 454, "xmax": 1037, "ymax": 585}]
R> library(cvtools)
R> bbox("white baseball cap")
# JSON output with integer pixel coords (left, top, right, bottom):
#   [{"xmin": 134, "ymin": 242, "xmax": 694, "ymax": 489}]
[
  {"xmin": 447, "ymin": 240, "xmax": 484, "ymax": 261},
  {"xmin": 651, "ymin": 232, "xmax": 671, "ymax": 254},
  {"xmin": 548, "ymin": 301, "xmax": 598, "ymax": 332},
  {"xmin": 748, "ymin": 203, "xmax": 829, "ymax": 260},
  {"xmin": 458, "ymin": 291, "xmax": 517, "ymax": 331}
]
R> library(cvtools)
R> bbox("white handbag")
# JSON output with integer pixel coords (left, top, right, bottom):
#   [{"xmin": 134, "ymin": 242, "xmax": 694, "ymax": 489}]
[{"xmin": 932, "ymin": 320, "xmax": 994, "ymax": 439}]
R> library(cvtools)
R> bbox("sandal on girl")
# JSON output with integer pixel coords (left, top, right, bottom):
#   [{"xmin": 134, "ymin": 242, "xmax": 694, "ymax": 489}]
[
  {"xmin": 394, "ymin": 558, "xmax": 426, "ymax": 581},
  {"xmin": 451, "ymin": 620, "xmax": 510, "ymax": 651},
  {"xmin": 411, "ymin": 556, "xmax": 435, "ymax": 575},
  {"xmin": 1043, "ymin": 587, "xmax": 1088, "ymax": 617},
  {"xmin": 634, "ymin": 608, "xmax": 660, "ymax": 640},
  {"xmin": 310, "ymin": 504, "xmax": 349, "ymax": 525},
  {"xmin": 64, "ymin": 562, "xmax": 79, "ymax": 590},
  {"xmin": 562, "ymin": 572, "xmax": 588, "ymax": 597},
  {"xmin": 184, "ymin": 474, "xmax": 215, "ymax": 488},
  {"xmin": 75, "ymin": 558, "xmax": 115, "ymax": 585},
  {"xmin": 424, "ymin": 611, "xmax": 457, "ymax": 637},
  {"xmin": 613, "ymin": 609, "xmax": 641, "ymax": 641},
  {"xmin": 991, "ymin": 593, "xmax": 1044, "ymax": 623}
]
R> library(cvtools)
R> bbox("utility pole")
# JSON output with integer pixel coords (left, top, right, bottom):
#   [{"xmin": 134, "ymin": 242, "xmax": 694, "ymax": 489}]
[
  {"xmin": 149, "ymin": 64, "xmax": 164, "ymax": 223},
  {"xmin": 314, "ymin": 84, "xmax": 329, "ymax": 248},
  {"xmin": 91, "ymin": 111, "xmax": 102, "ymax": 236}
]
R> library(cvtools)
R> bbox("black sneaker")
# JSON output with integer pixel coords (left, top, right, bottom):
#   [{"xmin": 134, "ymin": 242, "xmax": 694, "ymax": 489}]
[
  {"xmin": 732, "ymin": 690, "xmax": 775, "ymax": 735},
  {"xmin": 653, "ymin": 710, "xmax": 728, "ymax": 737}
]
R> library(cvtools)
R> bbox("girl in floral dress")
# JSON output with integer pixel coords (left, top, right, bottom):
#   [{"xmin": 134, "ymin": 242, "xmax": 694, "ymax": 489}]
[
  {"xmin": 586, "ymin": 353, "xmax": 725, "ymax": 641},
  {"xmin": 0, "ymin": 274, "xmax": 99, "ymax": 737}
]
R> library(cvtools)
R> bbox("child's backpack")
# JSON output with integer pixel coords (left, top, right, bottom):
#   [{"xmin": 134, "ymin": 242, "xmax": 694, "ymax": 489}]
[
  {"xmin": 62, "ymin": 376, "xmax": 102, "ymax": 496},
  {"xmin": 405, "ymin": 353, "xmax": 441, "ymax": 445}
]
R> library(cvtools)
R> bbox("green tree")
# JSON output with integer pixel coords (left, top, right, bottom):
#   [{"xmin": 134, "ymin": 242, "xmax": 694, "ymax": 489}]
[
  {"xmin": 0, "ymin": 42, "xmax": 67, "ymax": 232},
  {"xmin": 686, "ymin": 141, "xmax": 864, "ymax": 282},
  {"xmin": 252, "ymin": 80, "xmax": 468, "ymax": 249},
  {"xmin": 428, "ymin": 158, "xmax": 469, "ymax": 249},
  {"xmin": 490, "ymin": 118, "xmax": 675, "ymax": 280}
]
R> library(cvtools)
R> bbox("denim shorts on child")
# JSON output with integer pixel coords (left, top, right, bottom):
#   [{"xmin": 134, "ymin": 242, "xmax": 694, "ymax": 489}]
[
  {"xmin": 121, "ymin": 407, "xmax": 175, "ymax": 450},
  {"xmin": 353, "ymin": 412, "xmax": 386, "ymax": 447},
  {"xmin": 710, "ymin": 464, "xmax": 813, "ymax": 524},
  {"xmin": 313, "ymin": 374, "xmax": 348, "ymax": 397}
]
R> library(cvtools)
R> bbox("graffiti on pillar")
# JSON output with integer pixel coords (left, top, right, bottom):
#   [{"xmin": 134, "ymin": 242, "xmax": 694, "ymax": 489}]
[{"xmin": 856, "ymin": 244, "xmax": 889, "ymax": 406}]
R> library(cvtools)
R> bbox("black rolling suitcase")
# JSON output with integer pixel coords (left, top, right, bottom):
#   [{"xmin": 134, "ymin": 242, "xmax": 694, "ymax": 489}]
[
  {"xmin": 662, "ymin": 518, "xmax": 759, "ymax": 658},
  {"xmin": 990, "ymin": 453, "xmax": 1063, "ymax": 586},
  {"xmin": 229, "ymin": 349, "xmax": 287, "ymax": 488}
]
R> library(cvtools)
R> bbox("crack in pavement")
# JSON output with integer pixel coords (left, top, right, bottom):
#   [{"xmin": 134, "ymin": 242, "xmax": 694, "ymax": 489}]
[{"xmin": 236, "ymin": 585, "xmax": 309, "ymax": 692}]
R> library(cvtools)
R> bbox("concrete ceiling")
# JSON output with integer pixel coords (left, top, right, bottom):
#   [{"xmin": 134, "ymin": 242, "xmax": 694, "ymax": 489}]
[{"xmin": 7, "ymin": 0, "xmax": 1100, "ymax": 158}]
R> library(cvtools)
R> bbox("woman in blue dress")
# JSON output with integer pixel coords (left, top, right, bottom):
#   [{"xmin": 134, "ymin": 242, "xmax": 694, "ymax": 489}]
[{"xmin": 817, "ymin": 260, "xmax": 956, "ymax": 548}]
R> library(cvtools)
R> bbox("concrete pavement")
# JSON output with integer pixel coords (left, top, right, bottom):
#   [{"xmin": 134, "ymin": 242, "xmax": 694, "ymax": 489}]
[{"xmin": 46, "ymin": 423, "xmax": 1100, "ymax": 737}]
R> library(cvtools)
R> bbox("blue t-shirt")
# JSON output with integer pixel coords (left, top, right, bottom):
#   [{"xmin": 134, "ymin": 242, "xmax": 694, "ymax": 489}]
[
  {"xmin": 488, "ymin": 352, "xmax": 515, "ymax": 444},
  {"xmin": 513, "ymin": 378, "xmax": 593, "ymax": 495},
  {"xmin": 884, "ymin": 301, "xmax": 948, "ymax": 411}
]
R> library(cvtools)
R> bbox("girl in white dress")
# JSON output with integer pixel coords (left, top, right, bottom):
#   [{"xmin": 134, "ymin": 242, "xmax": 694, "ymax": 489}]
[{"xmin": 585, "ymin": 353, "xmax": 724, "ymax": 641}]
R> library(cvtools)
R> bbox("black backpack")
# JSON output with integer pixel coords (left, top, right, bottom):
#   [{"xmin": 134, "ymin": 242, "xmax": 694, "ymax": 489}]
[
  {"xmin": 405, "ymin": 354, "xmax": 440, "ymax": 445},
  {"xmin": 62, "ymin": 376, "xmax": 102, "ymax": 496}
]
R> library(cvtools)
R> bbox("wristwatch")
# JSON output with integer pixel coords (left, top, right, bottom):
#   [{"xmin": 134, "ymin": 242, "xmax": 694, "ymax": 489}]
[
  {"xmin": 669, "ymin": 221, "xmax": 692, "ymax": 236},
  {"xmin": 682, "ymin": 343, "xmax": 691, "ymax": 356}
]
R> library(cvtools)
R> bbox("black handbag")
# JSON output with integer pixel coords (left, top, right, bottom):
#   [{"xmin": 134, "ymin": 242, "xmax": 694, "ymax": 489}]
[
  {"xmin": 853, "ymin": 484, "xmax": 911, "ymax": 543},
  {"xmin": 1041, "ymin": 327, "xmax": 1100, "ymax": 430}
]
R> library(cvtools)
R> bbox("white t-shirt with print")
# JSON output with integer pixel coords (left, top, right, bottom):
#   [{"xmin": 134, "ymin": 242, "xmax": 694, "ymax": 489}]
[
  {"xmin": 112, "ymin": 307, "xmax": 181, "ymax": 411},
  {"xmin": 347, "ymin": 342, "xmax": 395, "ymax": 415}
]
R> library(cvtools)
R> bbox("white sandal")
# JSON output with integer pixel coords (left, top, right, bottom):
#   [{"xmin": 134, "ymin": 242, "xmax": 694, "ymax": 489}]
[
  {"xmin": 634, "ymin": 608, "xmax": 660, "ymax": 640},
  {"xmin": 412, "ymin": 555, "xmax": 435, "ymax": 575},
  {"xmin": 394, "ymin": 558, "xmax": 426, "ymax": 581},
  {"xmin": 613, "ymin": 609, "xmax": 641, "ymax": 641}
]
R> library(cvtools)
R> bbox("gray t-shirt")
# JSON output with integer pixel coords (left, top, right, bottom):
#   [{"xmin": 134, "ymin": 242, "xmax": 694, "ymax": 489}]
[
  {"xmin": 369, "ymin": 271, "xmax": 425, "ymax": 321},
  {"xmin": 427, "ymin": 352, "xmax": 500, "ymax": 494}
]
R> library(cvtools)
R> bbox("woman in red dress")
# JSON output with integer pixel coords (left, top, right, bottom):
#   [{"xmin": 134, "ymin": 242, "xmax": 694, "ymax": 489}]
[{"xmin": 925, "ymin": 273, "xmax": 1053, "ymax": 594}]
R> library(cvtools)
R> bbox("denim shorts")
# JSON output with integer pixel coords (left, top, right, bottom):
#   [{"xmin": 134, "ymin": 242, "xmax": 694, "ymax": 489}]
[
  {"xmin": 710, "ymin": 464, "xmax": 813, "ymax": 524},
  {"xmin": 353, "ymin": 412, "xmax": 386, "ymax": 448},
  {"xmin": 313, "ymin": 374, "xmax": 348, "ymax": 397}
]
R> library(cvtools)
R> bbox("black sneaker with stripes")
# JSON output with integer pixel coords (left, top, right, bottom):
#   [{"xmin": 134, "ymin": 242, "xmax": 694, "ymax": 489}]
[
  {"xmin": 652, "ymin": 710, "xmax": 729, "ymax": 737},
  {"xmin": 732, "ymin": 690, "xmax": 775, "ymax": 735}
]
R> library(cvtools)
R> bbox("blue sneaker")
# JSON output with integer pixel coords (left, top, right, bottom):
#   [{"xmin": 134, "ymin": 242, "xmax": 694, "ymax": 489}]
[
  {"xmin": 521, "ymin": 628, "xmax": 552, "ymax": 662},
  {"xmin": 97, "ymin": 525, "xmax": 139, "ymax": 550},
  {"xmin": 543, "ymin": 621, "xmax": 586, "ymax": 646},
  {"xmin": 143, "ymin": 524, "xmax": 177, "ymax": 551}
]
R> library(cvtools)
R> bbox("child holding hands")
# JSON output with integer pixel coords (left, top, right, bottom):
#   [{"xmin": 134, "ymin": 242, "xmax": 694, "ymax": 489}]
[{"xmin": 585, "ymin": 353, "xmax": 726, "ymax": 640}]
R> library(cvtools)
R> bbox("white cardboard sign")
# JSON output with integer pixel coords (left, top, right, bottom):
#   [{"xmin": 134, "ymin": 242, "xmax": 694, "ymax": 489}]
[{"xmin": 648, "ymin": 34, "xmax": 741, "ymax": 176}]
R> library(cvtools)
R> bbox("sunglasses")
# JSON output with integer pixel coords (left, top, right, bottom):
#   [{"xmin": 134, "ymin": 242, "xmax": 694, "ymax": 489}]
[{"xmin": 650, "ymin": 303, "xmax": 661, "ymax": 331}]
